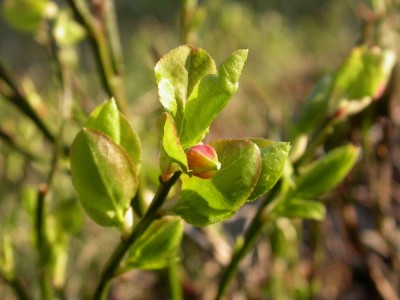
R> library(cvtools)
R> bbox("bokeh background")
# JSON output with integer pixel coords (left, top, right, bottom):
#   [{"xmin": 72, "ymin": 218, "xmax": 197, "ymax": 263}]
[{"xmin": 1, "ymin": 0, "xmax": 400, "ymax": 299}]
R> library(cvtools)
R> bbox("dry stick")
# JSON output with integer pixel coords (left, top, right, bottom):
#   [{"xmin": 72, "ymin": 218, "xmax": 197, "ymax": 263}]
[
  {"xmin": 93, "ymin": 172, "xmax": 182, "ymax": 300},
  {"xmin": 65, "ymin": 0, "xmax": 128, "ymax": 114},
  {"xmin": 0, "ymin": 62, "xmax": 55, "ymax": 143}
]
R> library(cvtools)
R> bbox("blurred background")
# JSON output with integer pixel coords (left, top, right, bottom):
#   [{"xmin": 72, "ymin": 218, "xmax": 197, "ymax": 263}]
[{"xmin": 1, "ymin": 0, "xmax": 399, "ymax": 299}]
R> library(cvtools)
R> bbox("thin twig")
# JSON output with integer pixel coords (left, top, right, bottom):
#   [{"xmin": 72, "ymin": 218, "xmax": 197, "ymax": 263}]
[
  {"xmin": 0, "ymin": 62, "xmax": 55, "ymax": 143},
  {"xmin": 36, "ymin": 185, "xmax": 53, "ymax": 300},
  {"xmin": 93, "ymin": 171, "xmax": 182, "ymax": 300},
  {"xmin": 215, "ymin": 183, "xmax": 281, "ymax": 300},
  {"xmin": 65, "ymin": 0, "xmax": 127, "ymax": 113},
  {"xmin": 168, "ymin": 261, "xmax": 183, "ymax": 300}
]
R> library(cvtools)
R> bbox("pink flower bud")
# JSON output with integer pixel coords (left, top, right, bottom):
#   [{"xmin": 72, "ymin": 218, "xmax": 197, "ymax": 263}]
[{"xmin": 186, "ymin": 144, "xmax": 221, "ymax": 179}]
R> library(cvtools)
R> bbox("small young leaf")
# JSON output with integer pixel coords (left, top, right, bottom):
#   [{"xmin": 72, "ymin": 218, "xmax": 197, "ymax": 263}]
[
  {"xmin": 155, "ymin": 45, "xmax": 216, "ymax": 128},
  {"xmin": 157, "ymin": 112, "xmax": 188, "ymax": 174},
  {"xmin": 179, "ymin": 49, "xmax": 248, "ymax": 148},
  {"xmin": 86, "ymin": 99, "xmax": 120, "ymax": 142},
  {"xmin": 2, "ymin": 0, "xmax": 49, "ymax": 33},
  {"xmin": 295, "ymin": 145, "xmax": 360, "ymax": 198},
  {"xmin": 174, "ymin": 139, "xmax": 261, "ymax": 226},
  {"xmin": 125, "ymin": 216, "xmax": 183, "ymax": 270},
  {"xmin": 54, "ymin": 10, "xmax": 86, "ymax": 46},
  {"xmin": 333, "ymin": 46, "xmax": 395, "ymax": 100},
  {"xmin": 248, "ymin": 140, "xmax": 290, "ymax": 201},
  {"xmin": 86, "ymin": 99, "xmax": 142, "ymax": 170},
  {"xmin": 295, "ymin": 75, "xmax": 333, "ymax": 135},
  {"xmin": 271, "ymin": 198, "xmax": 326, "ymax": 221},
  {"xmin": 70, "ymin": 128, "xmax": 138, "ymax": 227},
  {"xmin": 331, "ymin": 46, "xmax": 396, "ymax": 116}
]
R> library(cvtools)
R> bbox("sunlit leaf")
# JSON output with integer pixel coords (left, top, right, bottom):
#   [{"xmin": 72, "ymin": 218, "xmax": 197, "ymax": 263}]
[
  {"xmin": 179, "ymin": 49, "xmax": 248, "ymax": 148},
  {"xmin": 155, "ymin": 45, "xmax": 216, "ymax": 128},
  {"xmin": 295, "ymin": 145, "xmax": 360, "ymax": 198},
  {"xmin": 331, "ymin": 46, "xmax": 396, "ymax": 116},
  {"xmin": 70, "ymin": 128, "xmax": 138, "ymax": 227},
  {"xmin": 271, "ymin": 198, "xmax": 326, "ymax": 221},
  {"xmin": 2, "ymin": 0, "xmax": 49, "ymax": 33},
  {"xmin": 54, "ymin": 10, "xmax": 86, "ymax": 46},
  {"xmin": 333, "ymin": 46, "xmax": 395, "ymax": 100},
  {"xmin": 174, "ymin": 139, "xmax": 261, "ymax": 226},
  {"xmin": 157, "ymin": 112, "xmax": 188, "ymax": 173},
  {"xmin": 248, "ymin": 139, "xmax": 290, "ymax": 201},
  {"xmin": 86, "ymin": 99, "xmax": 142, "ymax": 170}
]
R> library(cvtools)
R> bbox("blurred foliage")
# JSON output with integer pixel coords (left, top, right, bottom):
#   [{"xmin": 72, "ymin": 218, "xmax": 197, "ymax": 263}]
[{"xmin": 1, "ymin": 0, "xmax": 399, "ymax": 299}]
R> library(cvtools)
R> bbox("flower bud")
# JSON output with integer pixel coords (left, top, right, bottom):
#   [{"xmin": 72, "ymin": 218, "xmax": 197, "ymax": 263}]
[{"xmin": 186, "ymin": 144, "xmax": 221, "ymax": 179}]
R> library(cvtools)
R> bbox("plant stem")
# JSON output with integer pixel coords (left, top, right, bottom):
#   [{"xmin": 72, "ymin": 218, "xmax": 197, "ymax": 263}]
[
  {"xmin": 168, "ymin": 261, "xmax": 183, "ymax": 300},
  {"xmin": 293, "ymin": 116, "xmax": 337, "ymax": 168},
  {"xmin": 215, "ymin": 183, "xmax": 281, "ymax": 300},
  {"xmin": 66, "ymin": 0, "xmax": 128, "ymax": 113},
  {"xmin": 36, "ymin": 185, "xmax": 53, "ymax": 300},
  {"xmin": 93, "ymin": 171, "xmax": 182, "ymax": 300},
  {"xmin": 103, "ymin": 0, "xmax": 124, "ymax": 76}
]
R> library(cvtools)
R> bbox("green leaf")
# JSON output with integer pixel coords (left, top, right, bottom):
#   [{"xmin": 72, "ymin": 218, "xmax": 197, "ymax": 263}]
[
  {"xmin": 333, "ymin": 46, "xmax": 394, "ymax": 100},
  {"xmin": 248, "ymin": 139, "xmax": 290, "ymax": 201},
  {"xmin": 179, "ymin": 49, "xmax": 248, "ymax": 148},
  {"xmin": 157, "ymin": 112, "xmax": 188, "ymax": 173},
  {"xmin": 86, "ymin": 99, "xmax": 142, "ymax": 170},
  {"xmin": 155, "ymin": 45, "xmax": 216, "ymax": 128},
  {"xmin": 295, "ymin": 75, "xmax": 333, "ymax": 135},
  {"xmin": 331, "ymin": 46, "xmax": 396, "ymax": 116},
  {"xmin": 271, "ymin": 198, "xmax": 326, "ymax": 221},
  {"xmin": 53, "ymin": 10, "xmax": 86, "ymax": 46},
  {"xmin": 174, "ymin": 139, "xmax": 261, "ymax": 226},
  {"xmin": 70, "ymin": 128, "xmax": 138, "ymax": 227},
  {"xmin": 295, "ymin": 145, "xmax": 360, "ymax": 198},
  {"xmin": 125, "ymin": 216, "xmax": 183, "ymax": 270},
  {"xmin": 2, "ymin": 0, "xmax": 49, "ymax": 33}
]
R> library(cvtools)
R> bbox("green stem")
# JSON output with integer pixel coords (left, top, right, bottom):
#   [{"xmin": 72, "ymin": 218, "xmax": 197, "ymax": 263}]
[
  {"xmin": 93, "ymin": 171, "xmax": 182, "ymax": 300},
  {"xmin": 181, "ymin": 0, "xmax": 200, "ymax": 44},
  {"xmin": 168, "ymin": 261, "xmax": 183, "ymax": 300},
  {"xmin": 66, "ymin": 0, "xmax": 128, "ymax": 113},
  {"xmin": 103, "ymin": 0, "xmax": 124, "ymax": 75},
  {"xmin": 294, "ymin": 116, "xmax": 337, "ymax": 168},
  {"xmin": 215, "ymin": 183, "xmax": 281, "ymax": 300},
  {"xmin": 36, "ymin": 186, "xmax": 53, "ymax": 300}
]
